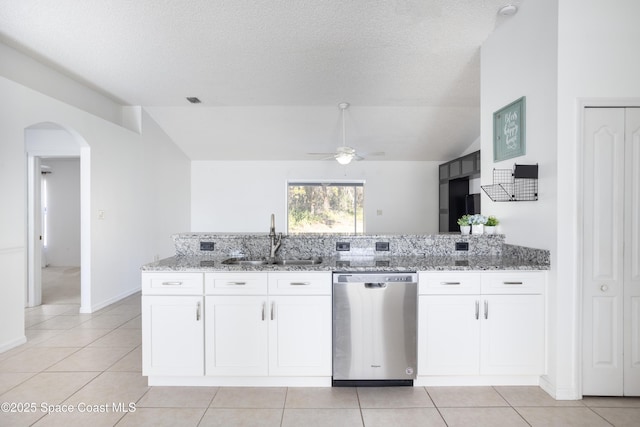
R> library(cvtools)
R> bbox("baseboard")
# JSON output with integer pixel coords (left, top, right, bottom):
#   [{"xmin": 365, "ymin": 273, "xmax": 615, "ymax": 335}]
[
  {"xmin": 82, "ymin": 286, "xmax": 140, "ymax": 313},
  {"xmin": 0, "ymin": 335, "xmax": 27, "ymax": 354},
  {"xmin": 539, "ymin": 375, "xmax": 582, "ymax": 400}
]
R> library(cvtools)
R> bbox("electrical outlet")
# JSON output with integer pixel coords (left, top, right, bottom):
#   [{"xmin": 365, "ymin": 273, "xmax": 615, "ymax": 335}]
[
  {"xmin": 336, "ymin": 242, "xmax": 350, "ymax": 251},
  {"xmin": 455, "ymin": 242, "xmax": 469, "ymax": 251},
  {"xmin": 375, "ymin": 242, "xmax": 390, "ymax": 251},
  {"xmin": 200, "ymin": 241, "xmax": 215, "ymax": 251}
]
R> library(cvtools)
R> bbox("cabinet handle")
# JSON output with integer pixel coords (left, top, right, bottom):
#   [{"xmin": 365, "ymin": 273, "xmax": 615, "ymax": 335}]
[
  {"xmin": 484, "ymin": 300, "xmax": 488, "ymax": 319},
  {"xmin": 475, "ymin": 300, "xmax": 479, "ymax": 320},
  {"xmin": 271, "ymin": 301, "xmax": 275, "ymax": 320},
  {"xmin": 503, "ymin": 281, "xmax": 523, "ymax": 285},
  {"xmin": 290, "ymin": 282, "xmax": 311, "ymax": 286},
  {"xmin": 162, "ymin": 281, "xmax": 183, "ymax": 286},
  {"xmin": 196, "ymin": 302, "xmax": 201, "ymax": 321},
  {"xmin": 227, "ymin": 281, "xmax": 247, "ymax": 286},
  {"xmin": 262, "ymin": 302, "xmax": 266, "ymax": 321},
  {"xmin": 600, "ymin": 284, "xmax": 609, "ymax": 292},
  {"xmin": 440, "ymin": 282, "xmax": 461, "ymax": 285}
]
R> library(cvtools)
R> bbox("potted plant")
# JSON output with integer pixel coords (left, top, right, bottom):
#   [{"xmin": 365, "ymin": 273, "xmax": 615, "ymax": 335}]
[
  {"xmin": 457, "ymin": 215, "xmax": 471, "ymax": 235},
  {"xmin": 484, "ymin": 215, "xmax": 499, "ymax": 234},
  {"xmin": 469, "ymin": 214, "xmax": 487, "ymax": 235}
]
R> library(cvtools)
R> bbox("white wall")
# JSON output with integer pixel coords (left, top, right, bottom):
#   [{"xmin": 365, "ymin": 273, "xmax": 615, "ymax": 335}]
[
  {"xmin": 555, "ymin": 0, "xmax": 640, "ymax": 399},
  {"xmin": 41, "ymin": 158, "xmax": 81, "ymax": 266},
  {"xmin": 481, "ymin": 0, "xmax": 560, "ymax": 395},
  {"xmin": 482, "ymin": 0, "xmax": 640, "ymax": 399},
  {"xmin": 192, "ymin": 160, "xmax": 440, "ymax": 234},
  {"xmin": 0, "ymin": 45, "xmax": 190, "ymax": 351}
]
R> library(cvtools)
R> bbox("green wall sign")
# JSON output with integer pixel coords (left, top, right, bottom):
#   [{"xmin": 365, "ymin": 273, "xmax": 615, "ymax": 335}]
[{"xmin": 493, "ymin": 96, "xmax": 526, "ymax": 162}]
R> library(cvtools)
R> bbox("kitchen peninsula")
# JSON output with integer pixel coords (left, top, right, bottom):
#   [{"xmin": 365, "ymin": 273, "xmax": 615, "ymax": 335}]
[{"xmin": 141, "ymin": 233, "xmax": 549, "ymax": 387}]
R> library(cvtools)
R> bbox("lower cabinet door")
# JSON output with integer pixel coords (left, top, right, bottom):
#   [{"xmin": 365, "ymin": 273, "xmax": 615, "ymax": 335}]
[
  {"xmin": 480, "ymin": 294, "xmax": 545, "ymax": 375},
  {"xmin": 205, "ymin": 295, "xmax": 268, "ymax": 376},
  {"xmin": 418, "ymin": 295, "xmax": 480, "ymax": 375},
  {"xmin": 142, "ymin": 295, "xmax": 204, "ymax": 376},
  {"xmin": 268, "ymin": 295, "xmax": 332, "ymax": 376}
]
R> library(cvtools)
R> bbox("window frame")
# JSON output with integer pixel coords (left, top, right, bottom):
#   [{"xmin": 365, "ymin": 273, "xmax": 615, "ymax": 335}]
[{"xmin": 285, "ymin": 179, "xmax": 365, "ymax": 234}]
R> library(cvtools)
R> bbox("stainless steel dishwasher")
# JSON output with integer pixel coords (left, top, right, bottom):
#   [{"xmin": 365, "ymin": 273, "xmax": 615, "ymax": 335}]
[{"xmin": 332, "ymin": 272, "xmax": 418, "ymax": 386}]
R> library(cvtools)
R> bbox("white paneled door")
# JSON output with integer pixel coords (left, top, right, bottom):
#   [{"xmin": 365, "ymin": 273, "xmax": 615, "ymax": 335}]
[{"xmin": 583, "ymin": 107, "xmax": 640, "ymax": 396}]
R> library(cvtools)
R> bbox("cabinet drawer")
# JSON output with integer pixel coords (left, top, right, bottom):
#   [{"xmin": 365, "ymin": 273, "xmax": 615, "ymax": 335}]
[
  {"xmin": 268, "ymin": 272, "xmax": 332, "ymax": 295},
  {"xmin": 418, "ymin": 272, "xmax": 481, "ymax": 295},
  {"xmin": 481, "ymin": 271, "xmax": 545, "ymax": 294},
  {"xmin": 205, "ymin": 272, "xmax": 268, "ymax": 295},
  {"xmin": 142, "ymin": 272, "xmax": 203, "ymax": 295}
]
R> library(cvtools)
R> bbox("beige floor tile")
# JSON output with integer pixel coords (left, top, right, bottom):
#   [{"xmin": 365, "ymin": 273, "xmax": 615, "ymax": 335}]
[
  {"xmin": 107, "ymin": 346, "xmax": 142, "ymax": 372},
  {"xmin": 0, "ymin": 372, "xmax": 99, "ymax": 404},
  {"xmin": 285, "ymin": 387, "xmax": 359, "ymax": 408},
  {"xmin": 86, "ymin": 328, "xmax": 141, "ymax": 349},
  {"xmin": 0, "ymin": 372, "xmax": 35, "ymax": 395},
  {"xmin": 592, "ymin": 407, "xmax": 640, "ymax": 426},
  {"xmin": 35, "ymin": 328, "xmax": 111, "ymax": 347},
  {"xmin": 24, "ymin": 329, "xmax": 65, "ymax": 345},
  {"xmin": 0, "ymin": 347, "xmax": 80, "ymax": 373},
  {"xmin": 282, "ymin": 408, "xmax": 363, "ymax": 427},
  {"xmin": 100, "ymin": 304, "xmax": 141, "ymax": 317},
  {"xmin": 362, "ymin": 408, "xmax": 446, "ymax": 427},
  {"xmin": 495, "ymin": 386, "xmax": 585, "ymax": 407},
  {"xmin": 74, "ymin": 315, "xmax": 135, "ymax": 329},
  {"xmin": 0, "ymin": 409, "xmax": 46, "ymax": 426},
  {"xmin": 118, "ymin": 315, "xmax": 141, "ymax": 329},
  {"xmin": 25, "ymin": 313, "xmax": 56, "ymax": 327},
  {"xmin": 210, "ymin": 387, "xmax": 287, "ymax": 408},
  {"xmin": 199, "ymin": 408, "xmax": 283, "ymax": 427},
  {"xmin": 64, "ymin": 371, "xmax": 149, "ymax": 406},
  {"xmin": 31, "ymin": 409, "xmax": 125, "ymax": 427},
  {"xmin": 583, "ymin": 396, "xmax": 640, "ymax": 407},
  {"xmin": 116, "ymin": 407, "xmax": 206, "ymax": 427},
  {"xmin": 46, "ymin": 346, "xmax": 132, "ymax": 372},
  {"xmin": 515, "ymin": 407, "xmax": 612, "ymax": 426},
  {"xmin": 440, "ymin": 407, "xmax": 529, "ymax": 427},
  {"xmin": 357, "ymin": 386, "xmax": 434, "ymax": 408},
  {"xmin": 28, "ymin": 304, "xmax": 79, "ymax": 316},
  {"xmin": 137, "ymin": 386, "xmax": 218, "ymax": 408},
  {"xmin": 426, "ymin": 386, "xmax": 509, "ymax": 407},
  {"xmin": 29, "ymin": 315, "xmax": 87, "ymax": 330}
]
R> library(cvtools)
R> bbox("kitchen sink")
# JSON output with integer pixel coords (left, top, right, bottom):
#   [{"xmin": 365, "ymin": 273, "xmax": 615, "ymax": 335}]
[
  {"xmin": 221, "ymin": 257, "xmax": 323, "ymax": 266},
  {"xmin": 221, "ymin": 258, "xmax": 268, "ymax": 265},
  {"xmin": 275, "ymin": 257, "xmax": 323, "ymax": 265}
]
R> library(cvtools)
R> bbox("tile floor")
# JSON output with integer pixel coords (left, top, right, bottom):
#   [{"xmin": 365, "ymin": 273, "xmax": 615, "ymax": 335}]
[{"xmin": 1, "ymin": 269, "xmax": 639, "ymax": 426}]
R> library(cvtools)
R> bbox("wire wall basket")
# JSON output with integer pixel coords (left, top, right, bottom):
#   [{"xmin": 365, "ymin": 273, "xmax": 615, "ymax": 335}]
[{"xmin": 481, "ymin": 164, "xmax": 538, "ymax": 202}]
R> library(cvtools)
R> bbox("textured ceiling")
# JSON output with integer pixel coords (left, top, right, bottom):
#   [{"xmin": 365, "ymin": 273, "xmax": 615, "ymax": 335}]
[{"xmin": 0, "ymin": 0, "xmax": 522, "ymax": 161}]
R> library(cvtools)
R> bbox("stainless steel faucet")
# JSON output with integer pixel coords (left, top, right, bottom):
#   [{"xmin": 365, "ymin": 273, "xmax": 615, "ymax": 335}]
[{"xmin": 268, "ymin": 213, "xmax": 282, "ymax": 259}]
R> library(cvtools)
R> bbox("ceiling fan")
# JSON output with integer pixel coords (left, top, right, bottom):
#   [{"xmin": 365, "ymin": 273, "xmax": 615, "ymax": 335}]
[{"xmin": 308, "ymin": 102, "xmax": 384, "ymax": 165}]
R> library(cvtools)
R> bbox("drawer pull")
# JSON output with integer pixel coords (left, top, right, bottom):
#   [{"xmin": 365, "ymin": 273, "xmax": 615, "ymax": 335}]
[
  {"xmin": 227, "ymin": 281, "xmax": 247, "ymax": 286},
  {"xmin": 484, "ymin": 300, "xmax": 489, "ymax": 319},
  {"xmin": 475, "ymin": 300, "xmax": 479, "ymax": 320},
  {"xmin": 503, "ymin": 281, "xmax": 524, "ymax": 285},
  {"xmin": 196, "ymin": 302, "xmax": 201, "ymax": 321},
  {"xmin": 290, "ymin": 282, "xmax": 312, "ymax": 286},
  {"xmin": 271, "ymin": 301, "xmax": 275, "ymax": 320},
  {"xmin": 162, "ymin": 281, "xmax": 183, "ymax": 286},
  {"xmin": 262, "ymin": 302, "xmax": 266, "ymax": 321},
  {"xmin": 440, "ymin": 282, "xmax": 461, "ymax": 285}
]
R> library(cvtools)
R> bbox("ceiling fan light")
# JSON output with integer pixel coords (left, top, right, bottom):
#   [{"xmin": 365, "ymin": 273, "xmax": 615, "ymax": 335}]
[{"xmin": 336, "ymin": 152, "xmax": 353, "ymax": 165}]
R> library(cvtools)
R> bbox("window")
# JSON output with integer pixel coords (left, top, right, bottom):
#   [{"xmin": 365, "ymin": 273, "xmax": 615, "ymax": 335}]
[{"xmin": 287, "ymin": 181, "xmax": 364, "ymax": 234}]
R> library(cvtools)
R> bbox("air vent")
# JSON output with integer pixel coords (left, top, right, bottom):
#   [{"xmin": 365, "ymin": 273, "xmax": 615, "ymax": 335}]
[{"xmin": 186, "ymin": 97, "xmax": 201, "ymax": 104}]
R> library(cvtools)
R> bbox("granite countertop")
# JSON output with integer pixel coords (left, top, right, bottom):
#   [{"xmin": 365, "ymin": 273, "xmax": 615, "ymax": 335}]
[{"xmin": 141, "ymin": 254, "xmax": 550, "ymax": 272}]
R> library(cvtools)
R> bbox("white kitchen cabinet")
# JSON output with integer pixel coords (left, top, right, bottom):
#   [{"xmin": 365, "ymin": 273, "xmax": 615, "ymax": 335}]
[
  {"xmin": 268, "ymin": 295, "xmax": 332, "ymax": 376},
  {"xmin": 141, "ymin": 272, "xmax": 204, "ymax": 377},
  {"xmin": 205, "ymin": 271, "xmax": 332, "ymax": 378},
  {"xmin": 141, "ymin": 295, "xmax": 204, "ymax": 376},
  {"xmin": 417, "ymin": 271, "xmax": 545, "ymax": 380},
  {"xmin": 205, "ymin": 295, "xmax": 268, "ymax": 376}
]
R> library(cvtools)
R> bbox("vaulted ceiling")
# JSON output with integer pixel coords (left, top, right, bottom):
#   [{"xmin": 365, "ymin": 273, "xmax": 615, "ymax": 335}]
[{"xmin": 0, "ymin": 0, "xmax": 522, "ymax": 161}]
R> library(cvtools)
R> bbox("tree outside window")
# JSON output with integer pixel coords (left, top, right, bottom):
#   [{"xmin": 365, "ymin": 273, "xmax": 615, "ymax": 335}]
[{"xmin": 287, "ymin": 182, "xmax": 364, "ymax": 234}]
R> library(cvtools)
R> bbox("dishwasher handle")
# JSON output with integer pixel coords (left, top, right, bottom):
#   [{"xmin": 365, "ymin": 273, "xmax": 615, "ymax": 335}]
[{"xmin": 365, "ymin": 282, "xmax": 387, "ymax": 288}]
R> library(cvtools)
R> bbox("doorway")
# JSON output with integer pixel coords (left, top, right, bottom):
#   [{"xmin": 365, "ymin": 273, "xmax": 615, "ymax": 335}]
[
  {"xmin": 581, "ymin": 107, "xmax": 640, "ymax": 396},
  {"xmin": 40, "ymin": 158, "xmax": 81, "ymax": 305},
  {"xmin": 25, "ymin": 122, "xmax": 92, "ymax": 313}
]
